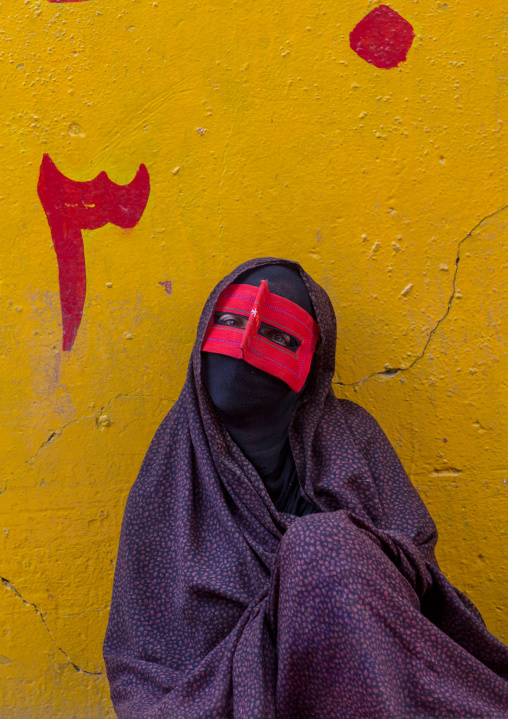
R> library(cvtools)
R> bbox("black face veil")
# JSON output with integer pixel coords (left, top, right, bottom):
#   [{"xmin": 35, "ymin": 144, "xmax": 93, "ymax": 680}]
[{"xmin": 201, "ymin": 263, "xmax": 318, "ymax": 516}]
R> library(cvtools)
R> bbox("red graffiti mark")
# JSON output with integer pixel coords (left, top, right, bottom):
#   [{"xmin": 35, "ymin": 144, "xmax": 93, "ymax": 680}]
[
  {"xmin": 158, "ymin": 281, "xmax": 173, "ymax": 295},
  {"xmin": 38, "ymin": 154, "xmax": 150, "ymax": 351},
  {"xmin": 350, "ymin": 5, "xmax": 414, "ymax": 69}
]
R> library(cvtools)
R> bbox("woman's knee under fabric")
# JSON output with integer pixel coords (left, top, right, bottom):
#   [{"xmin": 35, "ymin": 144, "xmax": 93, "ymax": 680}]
[
  {"xmin": 267, "ymin": 513, "xmax": 420, "ymax": 717},
  {"xmin": 274, "ymin": 511, "xmax": 420, "ymax": 617},
  {"xmin": 267, "ymin": 512, "xmax": 508, "ymax": 719}
]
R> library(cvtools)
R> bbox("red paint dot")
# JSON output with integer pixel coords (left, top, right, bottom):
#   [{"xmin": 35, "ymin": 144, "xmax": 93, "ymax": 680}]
[{"xmin": 350, "ymin": 5, "xmax": 415, "ymax": 69}]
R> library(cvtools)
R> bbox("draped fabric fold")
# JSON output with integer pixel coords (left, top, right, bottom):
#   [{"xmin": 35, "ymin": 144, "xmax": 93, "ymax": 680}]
[{"xmin": 104, "ymin": 257, "xmax": 508, "ymax": 718}]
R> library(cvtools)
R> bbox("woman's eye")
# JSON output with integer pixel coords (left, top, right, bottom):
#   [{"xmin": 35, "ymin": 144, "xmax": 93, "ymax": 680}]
[
  {"xmin": 262, "ymin": 329, "xmax": 293, "ymax": 348},
  {"xmin": 273, "ymin": 332, "xmax": 291, "ymax": 346},
  {"xmin": 215, "ymin": 313, "xmax": 247, "ymax": 328}
]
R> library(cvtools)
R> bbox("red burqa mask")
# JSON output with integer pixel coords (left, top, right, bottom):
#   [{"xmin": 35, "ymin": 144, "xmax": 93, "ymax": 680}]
[{"xmin": 202, "ymin": 280, "xmax": 320, "ymax": 392}]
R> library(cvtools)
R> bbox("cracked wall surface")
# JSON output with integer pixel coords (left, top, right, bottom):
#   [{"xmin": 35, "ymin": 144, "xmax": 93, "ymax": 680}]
[{"xmin": 1, "ymin": 0, "xmax": 508, "ymax": 716}]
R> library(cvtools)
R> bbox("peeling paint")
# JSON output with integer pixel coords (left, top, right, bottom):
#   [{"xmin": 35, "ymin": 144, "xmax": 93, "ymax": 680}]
[{"xmin": 158, "ymin": 280, "xmax": 173, "ymax": 295}]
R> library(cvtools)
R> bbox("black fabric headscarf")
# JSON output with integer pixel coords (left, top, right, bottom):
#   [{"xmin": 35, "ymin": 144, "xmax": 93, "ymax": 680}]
[
  {"xmin": 104, "ymin": 257, "xmax": 508, "ymax": 719},
  {"xmin": 202, "ymin": 263, "xmax": 318, "ymax": 516}
]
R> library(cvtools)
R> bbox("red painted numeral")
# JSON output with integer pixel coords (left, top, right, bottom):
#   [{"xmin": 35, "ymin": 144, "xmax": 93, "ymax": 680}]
[{"xmin": 37, "ymin": 154, "xmax": 150, "ymax": 351}]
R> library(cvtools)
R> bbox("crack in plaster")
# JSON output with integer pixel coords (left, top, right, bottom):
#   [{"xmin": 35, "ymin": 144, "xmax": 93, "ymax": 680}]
[
  {"xmin": 1, "ymin": 577, "xmax": 104, "ymax": 677},
  {"xmin": 1, "ymin": 394, "xmax": 170, "ymax": 495},
  {"xmin": 334, "ymin": 204, "xmax": 508, "ymax": 389}
]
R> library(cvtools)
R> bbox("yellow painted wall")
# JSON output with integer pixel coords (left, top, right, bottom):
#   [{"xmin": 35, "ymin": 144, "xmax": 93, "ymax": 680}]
[{"xmin": 1, "ymin": 0, "xmax": 507, "ymax": 715}]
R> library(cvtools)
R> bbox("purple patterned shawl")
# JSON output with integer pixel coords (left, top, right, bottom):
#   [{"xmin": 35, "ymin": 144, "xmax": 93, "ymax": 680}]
[{"xmin": 104, "ymin": 257, "xmax": 508, "ymax": 718}]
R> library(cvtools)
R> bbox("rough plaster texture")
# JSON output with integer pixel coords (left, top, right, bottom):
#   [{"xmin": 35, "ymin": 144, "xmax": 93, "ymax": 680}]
[{"xmin": 0, "ymin": 0, "xmax": 507, "ymax": 715}]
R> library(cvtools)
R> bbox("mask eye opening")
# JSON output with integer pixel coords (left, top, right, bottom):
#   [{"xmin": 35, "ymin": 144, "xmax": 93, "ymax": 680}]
[
  {"xmin": 257, "ymin": 321, "xmax": 301, "ymax": 352},
  {"xmin": 213, "ymin": 311, "xmax": 249, "ymax": 328}
]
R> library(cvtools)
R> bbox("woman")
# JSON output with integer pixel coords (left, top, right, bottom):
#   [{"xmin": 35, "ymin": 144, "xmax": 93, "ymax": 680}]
[{"xmin": 104, "ymin": 257, "xmax": 508, "ymax": 718}]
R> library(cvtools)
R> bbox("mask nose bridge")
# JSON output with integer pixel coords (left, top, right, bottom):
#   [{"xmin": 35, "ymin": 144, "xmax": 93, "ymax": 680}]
[{"xmin": 240, "ymin": 280, "xmax": 269, "ymax": 356}]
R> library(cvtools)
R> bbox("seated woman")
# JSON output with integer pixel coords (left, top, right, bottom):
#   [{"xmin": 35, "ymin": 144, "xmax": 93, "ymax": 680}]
[{"xmin": 104, "ymin": 258, "xmax": 508, "ymax": 718}]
